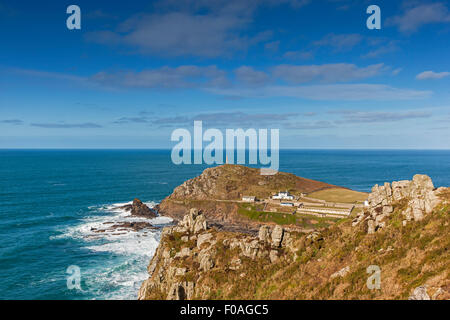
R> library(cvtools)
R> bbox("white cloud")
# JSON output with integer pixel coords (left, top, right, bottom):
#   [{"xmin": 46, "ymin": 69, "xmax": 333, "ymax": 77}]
[
  {"xmin": 282, "ymin": 50, "xmax": 314, "ymax": 60},
  {"xmin": 86, "ymin": 12, "xmax": 251, "ymax": 57},
  {"xmin": 209, "ymin": 84, "xmax": 432, "ymax": 101},
  {"xmin": 331, "ymin": 110, "xmax": 432, "ymax": 123},
  {"xmin": 362, "ymin": 40, "xmax": 399, "ymax": 58},
  {"xmin": 151, "ymin": 111, "xmax": 298, "ymax": 127},
  {"xmin": 90, "ymin": 65, "xmax": 229, "ymax": 89},
  {"xmin": 85, "ymin": 0, "xmax": 311, "ymax": 58},
  {"xmin": 12, "ymin": 64, "xmax": 431, "ymax": 102},
  {"xmin": 272, "ymin": 63, "xmax": 387, "ymax": 84},
  {"xmin": 416, "ymin": 71, "xmax": 450, "ymax": 80},
  {"xmin": 313, "ymin": 33, "xmax": 362, "ymax": 51},
  {"xmin": 264, "ymin": 40, "xmax": 280, "ymax": 52},
  {"xmin": 392, "ymin": 68, "xmax": 402, "ymax": 76},
  {"xmin": 30, "ymin": 122, "xmax": 102, "ymax": 129},
  {"xmin": 234, "ymin": 66, "xmax": 270, "ymax": 86},
  {"xmin": 0, "ymin": 119, "xmax": 24, "ymax": 125},
  {"xmin": 387, "ymin": 2, "xmax": 450, "ymax": 33},
  {"xmin": 285, "ymin": 121, "xmax": 335, "ymax": 130},
  {"xmin": 90, "ymin": 63, "xmax": 390, "ymax": 89}
]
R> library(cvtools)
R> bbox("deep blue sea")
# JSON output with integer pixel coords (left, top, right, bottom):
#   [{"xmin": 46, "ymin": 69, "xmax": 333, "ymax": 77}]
[{"xmin": 0, "ymin": 149, "xmax": 449, "ymax": 300}]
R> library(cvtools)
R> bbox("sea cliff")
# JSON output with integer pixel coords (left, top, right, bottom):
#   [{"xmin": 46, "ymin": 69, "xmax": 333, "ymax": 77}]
[{"xmin": 139, "ymin": 165, "xmax": 449, "ymax": 300}]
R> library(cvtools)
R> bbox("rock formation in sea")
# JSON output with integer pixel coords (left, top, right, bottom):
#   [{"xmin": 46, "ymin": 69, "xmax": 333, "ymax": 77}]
[{"xmin": 121, "ymin": 198, "xmax": 157, "ymax": 218}]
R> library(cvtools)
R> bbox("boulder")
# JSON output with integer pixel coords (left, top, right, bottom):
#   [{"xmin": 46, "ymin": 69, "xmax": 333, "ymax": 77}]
[
  {"xmin": 271, "ymin": 225, "xmax": 284, "ymax": 248},
  {"xmin": 121, "ymin": 198, "xmax": 157, "ymax": 218},
  {"xmin": 179, "ymin": 208, "xmax": 208, "ymax": 234},
  {"xmin": 197, "ymin": 233, "xmax": 214, "ymax": 249},
  {"xmin": 367, "ymin": 220, "xmax": 376, "ymax": 234},
  {"xmin": 269, "ymin": 250, "xmax": 279, "ymax": 263},
  {"xmin": 412, "ymin": 174, "xmax": 434, "ymax": 191},
  {"xmin": 382, "ymin": 205, "xmax": 393, "ymax": 215},
  {"xmin": 408, "ymin": 286, "xmax": 430, "ymax": 300},
  {"xmin": 229, "ymin": 257, "xmax": 242, "ymax": 270},
  {"xmin": 241, "ymin": 239, "xmax": 262, "ymax": 259},
  {"xmin": 258, "ymin": 225, "xmax": 271, "ymax": 243},
  {"xmin": 306, "ymin": 231, "xmax": 323, "ymax": 243},
  {"xmin": 198, "ymin": 250, "xmax": 215, "ymax": 271},
  {"xmin": 175, "ymin": 247, "xmax": 191, "ymax": 259}
]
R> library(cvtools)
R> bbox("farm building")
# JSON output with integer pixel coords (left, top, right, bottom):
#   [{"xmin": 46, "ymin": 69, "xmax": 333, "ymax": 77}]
[
  {"xmin": 280, "ymin": 202, "xmax": 294, "ymax": 207},
  {"xmin": 242, "ymin": 196, "xmax": 256, "ymax": 202},
  {"xmin": 272, "ymin": 191, "xmax": 294, "ymax": 200}
]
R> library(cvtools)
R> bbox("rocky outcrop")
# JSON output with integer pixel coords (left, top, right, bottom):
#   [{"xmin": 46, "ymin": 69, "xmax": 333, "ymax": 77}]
[
  {"xmin": 408, "ymin": 286, "xmax": 431, "ymax": 300},
  {"xmin": 173, "ymin": 208, "xmax": 208, "ymax": 234},
  {"xmin": 121, "ymin": 198, "xmax": 157, "ymax": 218},
  {"xmin": 138, "ymin": 208, "xmax": 297, "ymax": 300},
  {"xmin": 271, "ymin": 225, "xmax": 284, "ymax": 248},
  {"xmin": 353, "ymin": 175, "xmax": 441, "ymax": 233}
]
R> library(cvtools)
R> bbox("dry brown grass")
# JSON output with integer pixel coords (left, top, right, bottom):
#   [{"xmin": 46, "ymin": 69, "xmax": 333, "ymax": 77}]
[
  {"xmin": 308, "ymin": 188, "xmax": 368, "ymax": 203},
  {"xmin": 176, "ymin": 202, "xmax": 449, "ymax": 300}
]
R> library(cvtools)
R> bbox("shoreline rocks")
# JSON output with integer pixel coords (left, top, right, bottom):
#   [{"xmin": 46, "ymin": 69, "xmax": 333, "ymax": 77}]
[
  {"xmin": 90, "ymin": 221, "xmax": 157, "ymax": 233},
  {"xmin": 120, "ymin": 198, "xmax": 157, "ymax": 218}
]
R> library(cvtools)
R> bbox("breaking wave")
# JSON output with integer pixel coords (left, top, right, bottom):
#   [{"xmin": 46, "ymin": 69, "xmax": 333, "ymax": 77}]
[{"xmin": 53, "ymin": 201, "xmax": 172, "ymax": 300}]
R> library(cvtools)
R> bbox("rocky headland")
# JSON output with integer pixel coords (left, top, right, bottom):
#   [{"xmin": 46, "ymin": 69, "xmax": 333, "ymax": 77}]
[
  {"xmin": 157, "ymin": 164, "xmax": 339, "ymax": 233},
  {"xmin": 139, "ymin": 165, "xmax": 449, "ymax": 300}
]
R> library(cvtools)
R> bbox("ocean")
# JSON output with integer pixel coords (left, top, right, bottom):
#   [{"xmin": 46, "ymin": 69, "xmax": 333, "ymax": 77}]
[{"xmin": 0, "ymin": 149, "xmax": 449, "ymax": 300}]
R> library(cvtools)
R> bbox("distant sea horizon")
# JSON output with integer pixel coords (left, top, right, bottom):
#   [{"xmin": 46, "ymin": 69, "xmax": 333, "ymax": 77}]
[
  {"xmin": 1, "ymin": 149, "xmax": 449, "ymax": 299},
  {"xmin": 1, "ymin": 148, "xmax": 450, "ymax": 150}
]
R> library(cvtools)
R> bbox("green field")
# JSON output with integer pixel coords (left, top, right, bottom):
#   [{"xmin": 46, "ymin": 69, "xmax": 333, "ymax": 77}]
[
  {"xmin": 238, "ymin": 203, "xmax": 296, "ymax": 225},
  {"xmin": 237, "ymin": 203, "xmax": 340, "ymax": 228}
]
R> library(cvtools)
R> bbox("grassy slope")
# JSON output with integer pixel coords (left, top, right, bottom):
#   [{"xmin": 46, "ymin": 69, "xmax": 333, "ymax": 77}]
[{"xmin": 160, "ymin": 194, "xmax": 449, "ymax": 300}]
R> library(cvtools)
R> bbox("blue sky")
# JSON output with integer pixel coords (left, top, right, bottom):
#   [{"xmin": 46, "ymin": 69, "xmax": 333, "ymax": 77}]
[{"xmin": 0, "ymin": 0, "xmax": 449, "ymax": 149}]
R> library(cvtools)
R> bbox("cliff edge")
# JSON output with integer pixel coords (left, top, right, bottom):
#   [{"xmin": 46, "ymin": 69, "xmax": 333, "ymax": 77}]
[{"xmin": 139, "ymin": 174, "xmax": 449, "ymax": 300}]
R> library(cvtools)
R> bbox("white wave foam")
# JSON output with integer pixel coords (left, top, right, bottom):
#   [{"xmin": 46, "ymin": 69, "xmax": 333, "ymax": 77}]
[
  {"xmin": 83, "ymin": 256, "xmax": 152, "ymax": 300},
  {"xmin": 86, "ymin": 232, "xmax": 161, "ymax": 257},
  {"xmin": 53, "ymin": 200, "xmax": 172, "ymax": 299}
]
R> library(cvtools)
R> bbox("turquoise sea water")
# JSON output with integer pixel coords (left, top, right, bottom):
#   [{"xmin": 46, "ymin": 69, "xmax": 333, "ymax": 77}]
[{"xmin": 0, "ymin": 149, "xmax": 449, "ymax": 300}]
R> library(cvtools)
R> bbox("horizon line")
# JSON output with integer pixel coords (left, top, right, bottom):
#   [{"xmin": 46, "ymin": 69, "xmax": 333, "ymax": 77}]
[{"xmin": 1, "ymin": 148, "xmax": 450, "ymax": 151}]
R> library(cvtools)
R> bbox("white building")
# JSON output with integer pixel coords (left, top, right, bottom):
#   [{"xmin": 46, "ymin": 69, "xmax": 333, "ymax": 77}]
[
  {"xmin": 297, "ymin": 207, "xmax": 351, "ymax": 216},
  {"xmin": 242, "ymin": 196, "xmax": 256, "ymax": 202},
  {"xmin": 280, "ymin": 202, "xmax": 294, "ymax": 207},
  {"xmin": 272, "ymin": 191, "xmax": 294, "ymax": 200}
]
